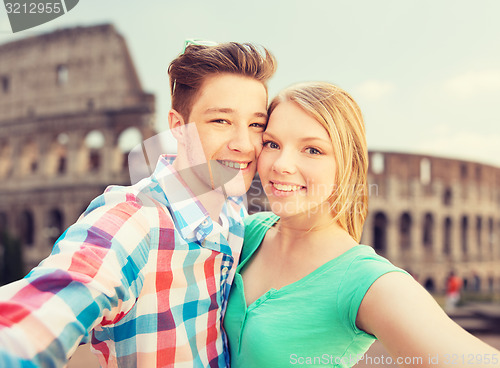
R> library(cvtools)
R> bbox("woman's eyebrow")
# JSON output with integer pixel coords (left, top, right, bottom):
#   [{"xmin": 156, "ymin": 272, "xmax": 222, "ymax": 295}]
[
  {"xmin": 299, "ymin": 136, "xmax": 331, "ymax": 144},
  {"xmin": 263, "ymin": 131, "xmax": 329, "ymax": 144},
  {"xmin": 262, "ymin": 131, "xmax": 278, "ymax": 139}
]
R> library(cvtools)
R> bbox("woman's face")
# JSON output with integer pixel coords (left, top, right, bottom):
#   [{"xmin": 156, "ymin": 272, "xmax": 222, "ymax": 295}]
[{"xmin": 258, "ymin": 101, "xmax": 337, "ymax": 220}]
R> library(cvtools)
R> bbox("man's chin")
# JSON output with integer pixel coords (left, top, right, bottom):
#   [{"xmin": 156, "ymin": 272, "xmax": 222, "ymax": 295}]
[{"xmin": 217, "ymin": 178, "xmax": 251, "ymax": 197}]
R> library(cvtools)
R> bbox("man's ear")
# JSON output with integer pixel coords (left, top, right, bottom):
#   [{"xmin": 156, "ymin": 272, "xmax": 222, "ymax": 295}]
[{"xmin": 168, "ymin": 109, "xmax": 186, "ymax": 142}]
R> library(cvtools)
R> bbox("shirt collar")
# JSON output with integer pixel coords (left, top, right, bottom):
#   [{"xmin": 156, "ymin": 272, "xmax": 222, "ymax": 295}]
[{"xmin": 152, "ymin": 154, "xmax": 243, "ymax": 243}]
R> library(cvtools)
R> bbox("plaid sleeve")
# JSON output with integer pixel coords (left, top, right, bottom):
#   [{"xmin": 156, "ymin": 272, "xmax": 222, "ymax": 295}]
[{"xmin": 0, "ymin": 187, "xmax": 154, "ymax": 367}]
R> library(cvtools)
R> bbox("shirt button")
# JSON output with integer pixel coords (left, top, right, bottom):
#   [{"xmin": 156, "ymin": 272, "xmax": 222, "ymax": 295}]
[{"xmin": 201, "ymin": 219, "xmax": 209, "ymax": 227}]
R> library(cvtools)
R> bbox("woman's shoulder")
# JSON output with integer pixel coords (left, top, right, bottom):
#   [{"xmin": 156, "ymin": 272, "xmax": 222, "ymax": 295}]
[
  {"xmin": 338, "ymin": 245, "xmax": 410, "ymax": 293},
  {"xmin": 345, "ymin": 245, "xmax": 407, "ymax": 274}
]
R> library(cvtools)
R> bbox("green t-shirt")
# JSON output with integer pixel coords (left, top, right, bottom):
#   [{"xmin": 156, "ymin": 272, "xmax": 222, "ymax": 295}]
[{"xmin": 224, "ymin": 212, "xmax": 409, "ymax": 367}]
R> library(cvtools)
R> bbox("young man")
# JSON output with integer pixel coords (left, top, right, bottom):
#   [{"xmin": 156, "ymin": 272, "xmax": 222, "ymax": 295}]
[{"xmin": 0, "ymin": 42, "xmax": 276, "ymax": 367}]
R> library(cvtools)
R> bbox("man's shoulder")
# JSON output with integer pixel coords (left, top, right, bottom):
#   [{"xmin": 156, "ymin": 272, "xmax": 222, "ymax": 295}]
[{"xmin": 81, "ymin": 178, "xmax": 171, "ymax": 223}]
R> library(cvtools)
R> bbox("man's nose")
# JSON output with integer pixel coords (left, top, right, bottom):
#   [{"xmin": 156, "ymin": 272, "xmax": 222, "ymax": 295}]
[{"xmin": 228, "ymin": 125, "xmax": 254, "ymax": 153}]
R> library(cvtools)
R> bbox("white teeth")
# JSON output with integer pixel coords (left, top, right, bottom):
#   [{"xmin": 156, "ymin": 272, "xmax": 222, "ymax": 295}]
[
  {"xmin": 272, "ymin": 183, "xmax": 302, "ymax": 192},
  {"xmin": 219, "ymin": 160, "xmax": 249, "ymax": 169}
]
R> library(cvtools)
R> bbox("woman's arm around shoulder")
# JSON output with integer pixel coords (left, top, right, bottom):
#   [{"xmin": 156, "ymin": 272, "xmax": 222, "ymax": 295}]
[{"xmin": 357, "ymin": 272, "xmax": 500, "ymax": 368}]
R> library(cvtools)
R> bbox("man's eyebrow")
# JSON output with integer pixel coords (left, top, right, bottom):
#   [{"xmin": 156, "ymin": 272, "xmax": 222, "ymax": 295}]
[
  {"xmin": 204, "ymin": 108, "xmax": 267, "ymax": 119},
  {"xmin": 204, "ymin": 107, "xmax": 234, "ymax": 114}
]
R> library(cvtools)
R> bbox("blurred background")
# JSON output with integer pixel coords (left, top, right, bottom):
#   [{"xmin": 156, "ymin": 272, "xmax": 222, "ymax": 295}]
[{"xmin": 1, "ymin": 1, "xmax": 499, "ymax": 366}]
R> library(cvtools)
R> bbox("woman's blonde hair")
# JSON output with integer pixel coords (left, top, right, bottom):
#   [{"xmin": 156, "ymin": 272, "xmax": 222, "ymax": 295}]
[{"xmin": 268, "ymin": 82, "xmax": 368, "ymax": 242}]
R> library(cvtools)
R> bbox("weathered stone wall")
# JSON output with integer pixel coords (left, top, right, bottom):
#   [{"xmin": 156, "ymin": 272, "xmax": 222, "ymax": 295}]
[
  {"xmin": 362, "ymin": 151, "xmax": 500, "ymax": 294},
  {"xmin": 0, "ymin": 24, "xmax": 156, "ymax": 269}
]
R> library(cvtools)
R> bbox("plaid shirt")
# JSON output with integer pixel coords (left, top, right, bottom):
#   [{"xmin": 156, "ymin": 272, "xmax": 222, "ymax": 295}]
[{"xmin": 0, "ymin": 155, "xmax": 245, "ymax": 367}]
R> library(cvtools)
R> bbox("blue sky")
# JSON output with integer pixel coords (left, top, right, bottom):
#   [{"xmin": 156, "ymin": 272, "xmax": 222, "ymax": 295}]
[{"xmin": 1, "ymin": 0, "xmax": 499, "ymax": 166}]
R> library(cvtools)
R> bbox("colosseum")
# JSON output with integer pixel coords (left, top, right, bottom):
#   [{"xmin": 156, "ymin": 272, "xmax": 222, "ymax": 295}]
[
  {"xmin": 0, "ymin": 24, "xmax": 156, "ymax": 271},
  {"xmin": 361, "ymin": 151, "xmax": 500, "ymax": 295}
]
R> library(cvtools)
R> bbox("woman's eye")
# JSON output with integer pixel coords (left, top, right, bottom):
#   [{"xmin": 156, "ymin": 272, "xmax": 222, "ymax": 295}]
[
  {"xmin": 305, "ymin": 147, "xmax": 321, "ymax": 155},
  {"xmin": 263, "ymin": 141, "xmax": 279, "ymax": 149}
]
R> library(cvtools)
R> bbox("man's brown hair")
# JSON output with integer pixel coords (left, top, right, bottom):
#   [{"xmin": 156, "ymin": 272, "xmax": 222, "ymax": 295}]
[{"xmin": 168, "ymin": 42, "xmax": 276, "ymax": 121}]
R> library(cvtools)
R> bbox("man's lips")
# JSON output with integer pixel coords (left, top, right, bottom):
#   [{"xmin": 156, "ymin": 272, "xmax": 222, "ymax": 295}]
[{"xmin": 216, "ymin": 160, "xmax": 251, "ymax": 170}]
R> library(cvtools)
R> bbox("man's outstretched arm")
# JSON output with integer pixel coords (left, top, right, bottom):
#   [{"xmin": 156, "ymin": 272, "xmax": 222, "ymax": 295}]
[{"xmin": 0, "ymin": 188, "xmax": 154, "ymax": 367}]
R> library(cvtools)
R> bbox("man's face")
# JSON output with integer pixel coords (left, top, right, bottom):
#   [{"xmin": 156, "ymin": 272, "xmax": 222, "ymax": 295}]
[{"xmin": 184, "ymin": 73, "xmax": 268, "ymax": 196}]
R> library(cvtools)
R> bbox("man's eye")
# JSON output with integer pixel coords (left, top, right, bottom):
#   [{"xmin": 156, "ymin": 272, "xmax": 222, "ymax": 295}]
[
  {"xmin": 250, "ymin": 122, "xmax": 265, "ymax": 129},
  {"xmin": 212, "ymin": 119, "xmax": 229, "ymax": 124},
  {"xmin": 305, "ymin": 147, "xmax": 321, "ymax": 155},
  {"xmin": 263, "ymin": 141, "xmax": 279, "ymax": 149}
]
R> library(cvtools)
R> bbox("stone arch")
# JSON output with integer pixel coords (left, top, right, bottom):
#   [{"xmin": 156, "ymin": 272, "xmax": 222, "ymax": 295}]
[
  {"xmin": 488, "ymin": 217, "xmax": 494, "ymax": 256},
  {"xmin": 19, "ymin": 210, "xmax": 35, "ymax": 247},
  {"xmin": 371, "ymin": 153, "xmax": 385, "ymax": 174},
  {"xmin": 0, "ymin": 139, "xmax": 13, "ymax": 179},
  {"xmin": 476, "ymin": 216, "xmax": 483, "ymax": 256},
  {"xmin": 0, "ymin": 212, "xmax": 7, "ymax": 233},
  {"xmin": 420, "ymin": 158, "xmax": 431, "ymax": 185},
  {"xmin": 47, "ymin": 208, "xmax": 64, "ymax": 245},
  {"xmin": 84, "ymin": 129, "xmax": 105, "ymax": 172},
  {"xmin": 423, "ymin": 213, "xmax": 434, "ymax": 249},
  {"xmin": 373, "ymin": 212, "xmax": 388, "ymax": 252},
  {"xmin": 117, "ymin": 126, "xmax": 143, "ymax": 171},
  {"xmin": 1, "ymin": 75, "xmax": 9, "ymax": 93},
  {"xmin": 399, "ymin": 212, "xmax": 412, "ymax": 249},
  {"xmin": 443, "ymin": 187, "xmax": 452, "ymax": 206},
  {"xmin": 19, "ymin": 139, "xmax": 39, "ymax": 175},
  {"xmin": 423, "ymin": 277, "xmax": 435, "ymax": 292},
  {"xmin": 443, "ymin": 217, "xmax": 452, "ymax": 256},
  {"xmin": 461, "ymin": 216, "xmax": 468, "ymax": 255},
  {"xmin": 56, "ymin": 64, "xmax": 69, "ymax": 85},
  {"xmin": 46, "ymin": 133, "xmax": 69, "ymax": 175}
]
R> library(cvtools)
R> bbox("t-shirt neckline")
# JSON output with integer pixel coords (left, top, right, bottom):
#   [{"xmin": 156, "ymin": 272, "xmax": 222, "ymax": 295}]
[{"xmin": 237, "ymin": 214, "xmax": 366, "ymax": 310}]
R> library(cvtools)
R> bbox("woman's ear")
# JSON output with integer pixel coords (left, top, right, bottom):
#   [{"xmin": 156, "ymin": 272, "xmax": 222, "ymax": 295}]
[{"xmin": 168, "ymin": 109, "xmax": 186, "ymax": 142}]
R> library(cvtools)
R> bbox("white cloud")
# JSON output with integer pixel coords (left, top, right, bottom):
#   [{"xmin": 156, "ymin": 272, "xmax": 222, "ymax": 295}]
[
  {"xmin": 354, "ymin": 80, "xmax": 396, "ymax": 101},
  {"xmin": 444, "ymin": 69, "xmax": 500, "ymax": 99},
  {"xmin": 417, "ymin": 131, "xmax": 500, "ymax": 167}
]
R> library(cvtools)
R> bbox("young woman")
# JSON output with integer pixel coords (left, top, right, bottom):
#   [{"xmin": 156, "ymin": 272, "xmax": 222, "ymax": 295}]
[{"xmin": 224, "ymin": 82, "xmax": 500, "ymax": 367}]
